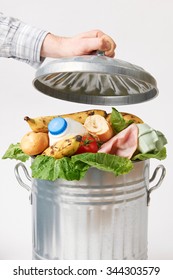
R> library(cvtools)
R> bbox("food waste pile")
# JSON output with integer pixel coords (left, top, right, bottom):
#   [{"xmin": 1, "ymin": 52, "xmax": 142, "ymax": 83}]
[{"xmin": 2, "ymin": 108, "xmax": 167, "ymax": 181}]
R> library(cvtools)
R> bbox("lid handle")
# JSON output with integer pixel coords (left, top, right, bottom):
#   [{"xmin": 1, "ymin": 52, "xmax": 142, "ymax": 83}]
[{"xmin": 96, "ymin": 50, "xmax": 105, "ymax": 56}]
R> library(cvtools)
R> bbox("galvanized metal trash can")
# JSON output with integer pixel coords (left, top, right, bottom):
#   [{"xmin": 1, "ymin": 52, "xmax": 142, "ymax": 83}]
[{"xmin": 14, "ymin": 160, "xmax": 165, "ymax": 260}]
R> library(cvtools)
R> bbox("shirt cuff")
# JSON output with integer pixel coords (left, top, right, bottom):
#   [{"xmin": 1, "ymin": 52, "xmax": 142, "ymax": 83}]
[{"xmin": 11, "ymin": 21, "xmax": 49, "ymax": 68}]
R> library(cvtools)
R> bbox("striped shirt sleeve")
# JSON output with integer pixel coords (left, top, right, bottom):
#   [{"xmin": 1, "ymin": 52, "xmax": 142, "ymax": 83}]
[{"xmin": 0, "ymin": 13, "xmax": 49, "ymax": 68}]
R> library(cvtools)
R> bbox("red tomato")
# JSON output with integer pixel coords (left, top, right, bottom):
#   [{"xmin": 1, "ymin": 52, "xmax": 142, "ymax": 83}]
[{"xmin": 76, "ymin": 135, "xmax": 98, "ymax": 154}]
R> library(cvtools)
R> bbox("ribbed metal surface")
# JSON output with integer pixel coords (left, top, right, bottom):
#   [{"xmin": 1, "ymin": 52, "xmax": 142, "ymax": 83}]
[
  {"xmin": 32, "ymin": 160, "xmax": 149, "ymax": 260},
  {"xmin": 33, "ymin": 56, "xmax": 158, "ymax": 105}
]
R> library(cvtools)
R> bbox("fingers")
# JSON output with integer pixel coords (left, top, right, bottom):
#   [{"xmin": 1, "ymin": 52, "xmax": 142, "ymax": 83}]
[
  {"xmin": 77, "ymin": 38, "xmax": 105, "ymax": 55},
  {"xmin": 76, "ymin": 30, "xmax": 116, "ymax": 57},
  {"xmin": 76, "ymin": 29, "xmax": 105, "ymax": 39}
]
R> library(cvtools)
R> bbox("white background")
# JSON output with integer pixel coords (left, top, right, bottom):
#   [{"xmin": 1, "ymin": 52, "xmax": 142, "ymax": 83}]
[{"xmin": 0, "ymin": 0, "xmax": 172, "ymax": 260}]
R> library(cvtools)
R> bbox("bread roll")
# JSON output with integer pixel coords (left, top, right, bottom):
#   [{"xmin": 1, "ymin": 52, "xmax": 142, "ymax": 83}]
[{"xmin": 84, "ymin": 115, "xmax": 114, "ymax": 142}]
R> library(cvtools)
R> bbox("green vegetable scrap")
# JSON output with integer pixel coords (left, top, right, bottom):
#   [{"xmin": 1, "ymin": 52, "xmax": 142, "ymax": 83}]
[
  {"xmin": 2, "ymin": 143, "xmax": 29, "ymax": 162},
  {"xmin": 132, "ymin": 147, "xmax": 167, "ymax": 161},
  {"xmin": 31, "ymin": 153, "xmax": 133, "ymax": 181},
  {"xmin": 110, "ymin": 107, "xmax": 133, "ymax": 133},
  {"xmin": 31, "ymin": 155, "xmax": 89, "ymax": 181}
]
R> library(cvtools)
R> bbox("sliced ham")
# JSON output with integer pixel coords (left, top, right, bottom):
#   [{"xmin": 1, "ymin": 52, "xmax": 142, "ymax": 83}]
[{"xmin": 98, "ymin": 124, "xmax": 138, "ymax": 159}]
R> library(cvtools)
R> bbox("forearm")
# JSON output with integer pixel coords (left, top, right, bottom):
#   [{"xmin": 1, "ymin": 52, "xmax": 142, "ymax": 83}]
[{"xmin": 0, "ymin": 13, "xmax": 48, "ymax": 68}]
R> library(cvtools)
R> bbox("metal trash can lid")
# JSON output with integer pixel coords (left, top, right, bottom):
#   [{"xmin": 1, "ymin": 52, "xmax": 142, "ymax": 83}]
[{"xmin": 33, "ymin": 54, "xmax": 158, "ymax": 105}]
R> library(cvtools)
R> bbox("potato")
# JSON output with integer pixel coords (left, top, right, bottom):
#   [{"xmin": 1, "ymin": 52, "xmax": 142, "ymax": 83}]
[{"xmin": 20, "ymin": 131, "xmax": 49, "ymax": 156}]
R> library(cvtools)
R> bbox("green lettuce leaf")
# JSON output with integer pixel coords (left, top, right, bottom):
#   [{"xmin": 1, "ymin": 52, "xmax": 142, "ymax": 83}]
[
  {"xmin": 132, "ymin": 147, "xmax": 167, "ymax": 161},
  {"xmin": 71, "ymin": 152, "xmax": 133, "ymax": 176},
  {"xmin": 2, "ymin": 143, "xmax": 29, "ymax": 162},
  {"xmin": 31, "ymin": 155, "xmax": 90, "ymax": 181},
  {"xmin": 31, "ymin": 152, "xmax": 133, "ymax": 181},
  {"xmin": 110, "ymin": 107, "xmax": 133, "ymax": 133}
]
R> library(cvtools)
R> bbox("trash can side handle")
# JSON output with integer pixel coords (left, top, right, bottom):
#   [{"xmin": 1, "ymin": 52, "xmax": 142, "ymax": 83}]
[
  {"xmin": 148, "ymin": 164, "xmax": 166, "ymax": 206},
  {"xmin": 14, "ymin": 162, "xmax": 31, "ymax": 192}
]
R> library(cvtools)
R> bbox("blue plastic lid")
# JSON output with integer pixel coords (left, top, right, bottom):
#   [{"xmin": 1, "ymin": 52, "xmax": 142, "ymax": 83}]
[{"xmin": 48, "ymin": 117, "xmax": 67, "ymax": 135}]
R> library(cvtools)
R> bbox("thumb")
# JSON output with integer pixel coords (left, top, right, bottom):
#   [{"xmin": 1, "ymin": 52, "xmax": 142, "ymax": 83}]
[{"xmin": 99, "ymin": 35, "xmax": 116, "ymax": 57}]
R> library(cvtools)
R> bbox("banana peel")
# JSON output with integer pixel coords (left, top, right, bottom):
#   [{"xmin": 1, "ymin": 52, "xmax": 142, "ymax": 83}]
[
  {"xmin": 24, "ymin": 109, "xmax": 108, "ymax": 133},
  {"xmin": 42, "ymin": 135, "xmax": 82, "ymax": 159},
  {"xmin": 24, "ymin": 109, "xmax": 143, "ymax": 133},
  {"xmin": 106, "ymin": 112, "xmax": 143, "ymax": 124}
]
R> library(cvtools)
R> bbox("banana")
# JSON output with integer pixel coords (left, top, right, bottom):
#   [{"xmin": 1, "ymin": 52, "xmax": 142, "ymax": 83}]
[
  {"xmin": 24, "ymin": 109, "xmax": 108, "ymax": 133},
  {"xmin": 42, "ymin": 135, "xmax": 82, "ymax": 159},
  {"xmin": 121, "ymin": 112, "xmax": 143, "ymax": 124},
  {"xmin": 106, "ymin": 112, "xmax": 143, "ymax": 124}
]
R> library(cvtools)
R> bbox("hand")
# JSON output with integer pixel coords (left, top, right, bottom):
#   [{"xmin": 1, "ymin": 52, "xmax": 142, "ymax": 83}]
[{"xmin": 41, "ymin": 30, "xmax": 116, "ymax": 59}]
